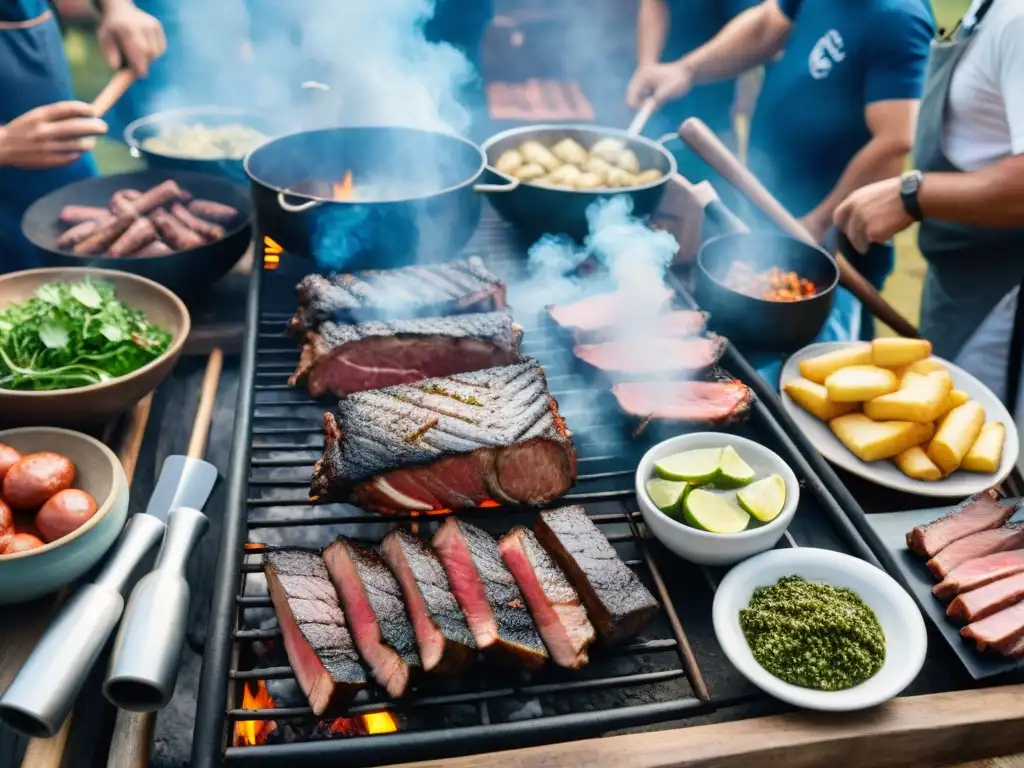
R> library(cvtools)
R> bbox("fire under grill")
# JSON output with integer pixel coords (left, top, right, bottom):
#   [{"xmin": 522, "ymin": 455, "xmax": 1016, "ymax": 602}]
[{"xmin": 192, "ymin": 214, "xmax": 887, "ymax": 768}]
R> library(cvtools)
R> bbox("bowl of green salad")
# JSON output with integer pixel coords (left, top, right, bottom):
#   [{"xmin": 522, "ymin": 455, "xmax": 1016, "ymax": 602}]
[
  {"xmin": 635, "ymin": 432, "xmax": 799, "ymax": 566},
  {"xmin": 0, "ymin": 268, "xmax": 189, "ymax": 427}
]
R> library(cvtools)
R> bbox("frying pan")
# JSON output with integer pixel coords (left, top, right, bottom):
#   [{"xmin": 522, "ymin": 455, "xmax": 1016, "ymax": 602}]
[{"xmin": 21, "ymin": 170, "xmax": 251, "ymax": 296}]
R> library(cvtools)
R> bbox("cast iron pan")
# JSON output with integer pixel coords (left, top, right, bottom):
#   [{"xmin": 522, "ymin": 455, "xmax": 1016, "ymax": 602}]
[{"xmin": 21, "ymin": 169, "xmax": 252, "ymax": 296}]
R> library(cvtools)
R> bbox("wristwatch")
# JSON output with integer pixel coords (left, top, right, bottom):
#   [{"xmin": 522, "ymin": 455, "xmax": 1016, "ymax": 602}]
[{"xmin": 899, "ymin": 170, "xmax": 925, "ymax": 221}]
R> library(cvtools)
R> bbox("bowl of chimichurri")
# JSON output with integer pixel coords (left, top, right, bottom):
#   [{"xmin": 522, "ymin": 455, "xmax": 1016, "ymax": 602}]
[{"xmin": 712, "ymin": 548, "xmax": 927, "ymax": 711}]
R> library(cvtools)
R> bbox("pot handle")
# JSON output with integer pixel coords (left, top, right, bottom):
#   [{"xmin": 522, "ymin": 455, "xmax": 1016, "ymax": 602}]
[
  {"xmin": 473, "ymin": 169, "xmax": 520, "ymax": 195},
  {"xmin": 277, "ymin": 191, "xmax": 322, "ymax": 213}
]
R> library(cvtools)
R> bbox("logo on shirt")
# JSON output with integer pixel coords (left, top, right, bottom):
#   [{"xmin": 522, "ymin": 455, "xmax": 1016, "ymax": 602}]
[{"xmin": 808, "ymin": 30, "xmax": 846, "ymax": 80}]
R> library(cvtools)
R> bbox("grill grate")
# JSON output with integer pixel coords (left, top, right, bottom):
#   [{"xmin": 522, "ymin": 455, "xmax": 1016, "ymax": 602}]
[{"xmin": 191, "ymin": 214, "xmax": 883, "ymax": 768}]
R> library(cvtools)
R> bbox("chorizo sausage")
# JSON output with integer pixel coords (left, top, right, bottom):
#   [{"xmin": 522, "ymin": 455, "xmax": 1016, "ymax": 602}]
[
  {"xmin": 2, "ymin": 452, "xmax": 76, "ymax": 510},
  {"xmin": 150, "ymin": 208, "xmax": 204, "ymax": 251},
  {"xmin": 130, "ymin": 180, "xmax": 190, "ymax": 216},
  {"xmin": 108, "ymin": 188, "xmax": 142, "ymax": 218},
  {"xmin": 56, "ymin": 214, "xmax": 115, "ymax": 250},
  {"xmin": 3, "ymin": 533, "xmax": 45, "ymax": 555},
  {"xmin": 0, "ymin": 442, "xmax": 22, "ymax": 483},
  {"xmin": 170, "ymin": 202, "xmax": 224, "ymax": 241},
  {"xmin": 59, "ymin": 205, "xmax": 109, "ymax": 224},
  {"xmin": 36, "ymin": 489, "xmax": 99, "ymax": 542},
  {"xmin": 0, "ymin": 498, "xmax": 13, "ymax": 552},
  {"xmin": 132, "ymin": 239, "xmax": 174, "ymax": 257},
  {"xmin": 107, "ymin": 216, "xmax": 158, "ymax": 257},
  {"xmin": 72, "ymin": 216, "xmax": 135, "ymax": 256},
  {"xmin": 187, "ymin": 199, "xmax": 239, "ymax": 224}
]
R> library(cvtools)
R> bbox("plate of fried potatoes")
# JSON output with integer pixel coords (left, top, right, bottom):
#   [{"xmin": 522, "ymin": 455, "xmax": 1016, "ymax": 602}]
[{"xmin": 780, "ymin": 340, "xmax": 1018, "ymax": 496}]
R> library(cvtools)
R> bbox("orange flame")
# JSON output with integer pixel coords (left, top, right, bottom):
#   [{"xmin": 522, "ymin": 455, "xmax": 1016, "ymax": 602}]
[
  {"xmin": 363, "ymin": 712, "xmax": 399, "ymax": 734},
  {"xmin": 235, "ymin": 681, "xmax": 277, "ymax": 747},
  {"xmin": 479, "ymin": 499, "xmax": 501, "ymax": 508},
  {"xmin": 333, "ymin": 171, "xmax": 355, "ymax": 201},
  {"xmin": 263, "ymin": 236, "xmax": 282, "ymax": 270}
]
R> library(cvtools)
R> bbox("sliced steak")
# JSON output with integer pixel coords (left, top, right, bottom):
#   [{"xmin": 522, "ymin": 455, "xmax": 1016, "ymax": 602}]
[
  {"xmin": 547, "ymin": 289, "xmax": 674, "ymax": 336},
  {"xmin": 380, "ymin": 529, "xmax": 476, "ymax": 674},
  {"xmin": 498, "ymin": 525, "xmax": 595, "ymax": 669},
  {"xmin": 310, "ymin": 360, "xmax": 577, "ymax": 513},
  {"xmin": 432, "ymin": 518, "xmax": 548, "ymax": 669},
  {"xmin": 322, "ymin": 537, "xmax": 421, "ymax": 697},
  {"xmin": 927, "ymin": 522, "xmax": 1024, "ymax": 579},
  {"xmin": 947, "ymin": 571, "xmax": 1024, "ymax": 623},
  {"xmin": 290, "ymin": 313, "xmax": 522, "ymax": 398},
  {"xmin": 263, "ymin": 550, "xmax": 367, "ymax": 714},
  {"xmin": 907, "ymin": 491, "xmax": 1014, "ymax": 558},
  {"xmin": 290, "ymin": 257, "xmax": 506, "ymax": 332},
  {"xmin": 534, "ymin": 506, "xmax": 658, "ymax": 645},
  {"xmin": 573, "ymin": 335, "xmax": 726, "ymax": 377},
  {"xmin": 611, "ymin": 379, "xmax": 754, "ymax": 425},
  {"xmin": 961, "ymin": 600, "xmax": 1024, "ymax": 651},
  {"xmin": 933, "ymin": 549, "xmax": 1024, "ymax": 600}
]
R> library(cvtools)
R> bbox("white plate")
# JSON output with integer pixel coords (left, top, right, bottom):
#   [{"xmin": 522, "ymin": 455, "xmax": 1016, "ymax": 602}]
[
  {"xmin": 713, "ymin": 548, "xmax": 927, "ymax": 711},
  {"xmin": 780, "ymin": 341, "xmax": 1019, "ymax": 497}
]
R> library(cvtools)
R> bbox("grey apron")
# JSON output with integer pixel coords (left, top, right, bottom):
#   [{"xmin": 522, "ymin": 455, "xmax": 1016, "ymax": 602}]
[{"xmin": 915, "ymin": 0, "xmax": 1024, "ymax": 371}]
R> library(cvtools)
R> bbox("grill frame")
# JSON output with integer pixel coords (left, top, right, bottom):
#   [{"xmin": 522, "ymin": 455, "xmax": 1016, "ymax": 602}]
[{"xmin": 191, "ymin": 223, "xmax": 887, "ymax": 768}]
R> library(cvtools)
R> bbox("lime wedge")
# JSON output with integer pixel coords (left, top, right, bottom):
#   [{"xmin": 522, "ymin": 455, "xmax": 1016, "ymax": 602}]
[
  {"xmin": 736, "ymin": 474, "xmax": 787, "ymax": 522},
  {"xmin": 654, "ymin": 448, "xmax": 722, "ymax": 484},
  {"xmin": 683, "ymin": 489, "xmax": 750, "ymax": 534},
  {"xmin": 717, "ymin": 445, "xmax": 755, "ymax": 489},
  {"xmin": 646, "ymin": 478, "xmax": 689, "ymax": 516}
]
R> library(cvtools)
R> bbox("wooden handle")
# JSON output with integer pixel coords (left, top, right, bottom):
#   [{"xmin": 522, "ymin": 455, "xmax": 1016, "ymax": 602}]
[
  {"xmin": 678, "ymin": 117, "xmax": 920, "ymax": 338},
  {"xmin": 670, "ymin": 174, "xmax": 750, "ymax": 235},
  {"xmin": 91, "ymin": 70, "xmax": 135, "ymax": 118},
  {"xmin": 627, "ymin": 98, "xmax": 658, "ymax": 137},
  {"xmin": 187, "ymin": 348, "xmax": 224, "ymax": 460}
]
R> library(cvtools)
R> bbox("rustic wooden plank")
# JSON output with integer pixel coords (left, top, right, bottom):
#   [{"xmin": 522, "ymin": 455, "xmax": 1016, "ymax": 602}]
[{"xmin": 387, "ymin": 686, "xmax": 1024, "ymax": 768}]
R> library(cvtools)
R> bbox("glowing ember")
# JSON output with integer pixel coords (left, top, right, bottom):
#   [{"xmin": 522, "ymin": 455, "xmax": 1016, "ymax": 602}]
[
  {"xmin": 333, "ymin": 171, "xmax": 355, "ymax": 201},
  {"xmin": 244, "ymin": 541, "xmax": 265, "ymax": 551},
  {"xmin": 479, "ymin": 499, "xmax": 501, "ymax": 508},
  {"xmin": 363, "ymin": 712, "xmax": 399, "ymax": 734},
  {"xmin": 234, "ymin": 681, "xmax": 276, "ymax": 747},
  {"xmin": 262, "ymin": 236, "xmax": 282, "ymax": 270}
]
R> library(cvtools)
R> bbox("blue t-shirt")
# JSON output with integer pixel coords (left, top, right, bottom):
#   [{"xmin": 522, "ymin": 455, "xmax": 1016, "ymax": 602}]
[{"xmin": 747, "ymin": 0, "xmax": 933, "ymax": 217}]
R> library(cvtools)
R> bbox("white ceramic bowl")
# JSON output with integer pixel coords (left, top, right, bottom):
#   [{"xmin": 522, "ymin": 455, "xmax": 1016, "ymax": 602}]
[
  {"xmin": 713, "ymin": 548, "xmax": 927, "ymax": 711},
  {"xmin": 635, "ymin": 433, "xmax": 799, "ymax": 566}
]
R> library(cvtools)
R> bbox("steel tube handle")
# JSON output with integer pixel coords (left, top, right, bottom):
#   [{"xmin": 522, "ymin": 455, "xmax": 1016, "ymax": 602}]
[
  {"xmin": 473, "ymin": 170, "xmax": 520, "ymax": 195},
  {"xmin": 277, "ymin": 191, "xmax": 321, "ymax": 213},
  {"xmin": 104, "ymin": 507, "xmax": 209, "ymax": 712},
  {"xmin": 0, "ymin": 514, "xmax": 166, "ymax": 737}
]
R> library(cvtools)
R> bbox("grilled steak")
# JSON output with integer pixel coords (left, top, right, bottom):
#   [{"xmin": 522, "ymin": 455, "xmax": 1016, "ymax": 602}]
[
  {"xmin": 947, "ymin": 571, "xmax": 1024, "ymax": 623},
  {"xmin": 380, "ymin": 529, "xmax": 476, "ymax": 675},
  {"xmin": 933, "ymin": 549, "xmax": 1024, "ymax": 600},
  {"xmin": 433, "ymin": 518, "xmax": 548, "ymax": 668},
  {"xmin": 498, "ymin": 525, "xmax": 595, "ymax": 669},
  {"xmin": 573, "ymin": 336, "xmax": 726, "ymax": 377},
  {"xmin": 961, "ymin": 600, "xmax": 1024, "ymax": 651},
  {"xmin": 290, "ymin": 257, "xmax": 506, "ymax": 332},
  {"xmin": 547, "ymin": 289, "xmax": 673, "ymax": 336},
  {"xmin": 534, "ymin": 506, "xmax": 658, "ymax": 645},
  {"xmin": 290, "ymin": 313, "xmax": 523, "ymax": 399},
  {"xmin": 611, "ymin": 379, "xmax": 754, "ymax": 425},
  {"xmin": 907, "ymin": 491, "xmax": 1014, "ymax": 558},
  {"xmin": 263, "ymin": 550, "xmax": 367, "ymax": 714},
  {"xmin": 997, "ymin": 631, "xmax": 1024, "ymax": 657},
  {"xmin": 310, "ymin": 360, "xmax": 577, "ymax": 513},
  {"xmin": 927, "ymin": 522, "xmax": 1024, "ymax": 579}
]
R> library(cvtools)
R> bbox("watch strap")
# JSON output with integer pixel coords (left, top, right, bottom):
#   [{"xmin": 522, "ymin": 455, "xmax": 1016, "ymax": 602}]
[{"xmin": 900, "ymin": 171, "xmax": 924, "ymax": 221}]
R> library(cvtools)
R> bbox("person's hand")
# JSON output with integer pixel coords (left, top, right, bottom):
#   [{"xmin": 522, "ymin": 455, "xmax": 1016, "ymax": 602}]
[
  {"xmin": 799, "ymin": 209, "xmax": 832, "ymax": 245},
  {"xmin": 625, "ymin": 60, "xmax": 694, "ymax": 110},
  {"xmin": 97, "ymin": 0, "xmax": 166, "ymax": 78},
  {"xmin": 0, "ymin": 102, "xmax": 107, "ymax": 170},
  {"xmin": 834, "ymin": 177, "xmax": 913, "ymax": 254}
]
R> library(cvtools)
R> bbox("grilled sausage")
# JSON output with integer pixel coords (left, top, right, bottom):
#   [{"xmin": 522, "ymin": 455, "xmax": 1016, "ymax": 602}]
[
  {"xmin": 132, "ymin": 239, "xmax": 174, "ymax": 257},
  {"xmin": 108, "ymin": 188, "xmax": 142, "ymax": 218},
  {"xmin": 187, "ymin": 199, "xmax": 239, "ymax": 224},
  {"xmin": 0, "ymin": 498, "xmax": 13, "ymax": 553},
  {"xmin": 3, "ymin": 533, "xmax": 45, "ymax": 555},
  {"xmin": 107, "ymin": 216, "xmax": 158, "ymax": 257},
  {"xmin": 36, "ymin": 489, "xmax": 99, "ymax": 542},
  {"xmin": 131, "ymin": 180, "xmax": 190, "ymax": 216},
  {"xmin": 2, "ymin": 452, "xmax": 76, "ymax": 510},
  {"xmin": 0, "ymin": 443, "xmax": 22, "ymax": 484},
  {"xmin": 59, "ymin": 205, "xmax": 109, "ymax": 224},
  {"xmin": 150, "ymin": 208, "xmax": 204, "ymax": 251},
  {"xmin": 170, "ymin": 202, "xmax": 224, "ymax": 241},
  {"xmin": 56, "ymin": 214, "xmax": 115, "ymax": 250},
  {"xmin": 72, "ymin": 215, "xmax": 135, "ymax": 255}
]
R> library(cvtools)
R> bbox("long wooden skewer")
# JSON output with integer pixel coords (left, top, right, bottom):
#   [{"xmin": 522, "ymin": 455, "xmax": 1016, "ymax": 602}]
[{"xmin": 91, "ymin": 70, "xmax": 135, "ymax": 118}]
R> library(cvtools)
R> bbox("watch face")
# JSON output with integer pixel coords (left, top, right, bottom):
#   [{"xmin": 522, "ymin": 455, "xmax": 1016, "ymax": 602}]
[{"xmin": 901, "ymin": 172, "xmax": 920, "ymax": 195}]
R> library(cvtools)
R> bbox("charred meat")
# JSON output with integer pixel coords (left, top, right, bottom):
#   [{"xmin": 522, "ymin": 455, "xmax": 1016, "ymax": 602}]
[
  {"xmin": 906, "ymin": 491, "xmax": 1014, "ymax": 558},
  {"xmin": 933, "ymin": 549, "xmax": 1024, "ymax": 601},
  {"xmin": 611, "ymin": 379, "xmax": 754, "ymax": 426},
  {"xmin": 380, "ymin": 529, "xmax": 477, "ymax": 675},
  {"xmin": 927, "ymin": 522, "xmax": 1024, "ymax": 580},
  {"xmin": 322, "ymin": 537, "xmax": 421, "ymax": 698},
  {"xmin": 290, "ymin": 257, "xmax": 506, "ymax": 332},
  {"xmin": 433, "ymin": 518, "xmax": 548, "ymax": 669},
  {"xmin": 499, "ymin": 525, "xmax": 595, "ymax": 669},
  {"xmin": 573, "ymin": 336, "xmax": 726, "ymax": 378},
  {"xmin": 310, "ymin": 360, "xmax": 577, "ymax": 513},
  {"xmin": 534, "ymin": 506, "xmax": 658, "ymax": 645},
  {"xmin": 290, "ymin": 313, "xmax": 522, "ymax": 399},
  {"xmin": 947, "ymin": 571, "xmax": 1024, "ymax": 623},
  {"xmin": 263, "ymin": 550, "xmax": 367, "ymax": 714}
]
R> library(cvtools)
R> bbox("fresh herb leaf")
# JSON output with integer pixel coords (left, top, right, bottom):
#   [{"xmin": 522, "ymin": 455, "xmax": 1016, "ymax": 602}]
[
  {"xmin": 70, "ymin": 281, "xmax": 102, "ymax": 309},
  {"xmin": 36, "ymin": 284, "xmax": 62, "ymax": 305},
  {"xmin": 99, "ymin": 323, "xmax": 124, "ymax": 343},
  {"xmin": 38, "ymin": 321, "xmax": 69, "ymax": 350}
]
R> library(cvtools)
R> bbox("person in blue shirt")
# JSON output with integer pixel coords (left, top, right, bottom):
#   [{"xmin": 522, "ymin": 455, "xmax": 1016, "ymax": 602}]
[{"xmin": 626, "ymin": 0, "xmax": 933, "ymax": 339}]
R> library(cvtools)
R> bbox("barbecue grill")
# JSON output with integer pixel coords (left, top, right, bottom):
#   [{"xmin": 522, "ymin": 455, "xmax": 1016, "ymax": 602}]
[{"xmin": 190, "ymin": 211, "xmax": 922, "ymax": 768}]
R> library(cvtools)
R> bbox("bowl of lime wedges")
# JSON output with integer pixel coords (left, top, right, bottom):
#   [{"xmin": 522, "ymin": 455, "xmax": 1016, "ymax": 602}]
[{"xmin": 635, "ymin": 433, "xmax": 800, "ymax": 566}]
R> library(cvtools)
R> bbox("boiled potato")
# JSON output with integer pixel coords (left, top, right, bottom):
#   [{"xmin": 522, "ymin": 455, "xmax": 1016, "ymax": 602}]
[
  {"xmin": 895, "ymin": 446, "xmax": 943, "ymax": 481},
  {"xmin": 784, "ymin": 377, "xmax": 858, "ymax": 421},
  {"xmin": 903, "ymin": 358, "xmax": 947, "ymax": 377},
  {"xmin": 513, "ymin": 162, "xmax": 547, "ymax": 181},
  {"xmin": 590, "ymin": 137, "xmax": 626, "ymax": 163},
  {"xmin": 863, "ymin": 371, "xmax": 951, "ymax": 423},
  {"xmin": 605, "ymin": 167, "xmax": 636, "ymax": 188},
  {"xmin": 546, "ymin": 164, "xmax": 583, "ymax": 187},
  {"xmin": 519, "ymin": 140, "xmax": 562, "ymax": 173},
  {"xmin": 962, "ymin": 422, "xmax": 1006, "ymax": 474},
  {"xmin": 928, "ymin": 400, "xmax": 985, "ymax": 475},
  {"xmin": 825, "ymin": 365, "xmax": 900, "ymax": 403},
  {"xmin": 635, "ymin": 168, "xmax": 664, "ymax": 184},
  {"xmin": 616, "ymin": 148, "xmax": 641, "ymax": 173},
  {"xmin": 495, "ymin": 149, "xmax": 523, "ymax": 175},
  {"xmin": 871, "ymin": 338, "xmax": 933, "ymax": 367},
  {"xmin": 581, "ymin": 156, "xmax": 611, "ymax": 181},
  {"xmin": 575, "ymin": 171, "xmax": 603, "ymax": 189},
  {"xmin": 798, "ymin": 344, "xmax": 873, "ymax": 384},
  {"xmin": 551, "ymin": 137, "xmax": 589, "ymax": 166},
  {"xmin": 830, "ymin": 413, "xmax": 935, "ymax": 463}
]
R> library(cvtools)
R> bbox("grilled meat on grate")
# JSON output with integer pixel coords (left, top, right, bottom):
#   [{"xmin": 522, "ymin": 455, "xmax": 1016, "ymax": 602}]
[
  {"xmin": 433, "ymin": 518, "xmax": 548, "ymax": 669},
  {"xmin": 907, "ymin": 491, "xmax": 1015, "ymax": 558},
  {"xmin": 290, "ymin": 312, "xmax": 523, "ymax": 399},
  {"xmin": 264, "ymin": 550, "xmax": 367, "ymax": 714},
  {"xmin": 534, "ymin": 506, "xmax": 658, "ymax": 646},
  {"xmin": 381, "ymin": 529, "xmax": 477, "ymax": 675},
  {"xmin": 573, "ymin": 335, "xmax": 727, "ymax": 377},
  {"xmin": 547, "ymin": 289, "xmax": 673, "ymax": 336},
  {"xmin": 310, "ymin": 360, "xmax": 577, "ymax": 513},
  {"xmin": 289, "ymin": 257, "xmax": 507, "ymax": 332},
  {"xmin": 611, "ymin": 379, "xmax": 754, "ymax": 426}
]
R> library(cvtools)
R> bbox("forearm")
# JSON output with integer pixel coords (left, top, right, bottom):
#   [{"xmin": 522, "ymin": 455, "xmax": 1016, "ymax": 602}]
[
  {"xmin": 637, "ymin": 0, "xmax": 669, "ymax": 66},
  {"xmin": 919, "ymin": 155, "xmax": 1024, "ymax": 227},
  {"xmin": 683, "ymin": 4, "xmax": 786, "ymax": 84},
  {"xmin": 808, "ymin": 136, "xmax": 910, "ymax": 228}
]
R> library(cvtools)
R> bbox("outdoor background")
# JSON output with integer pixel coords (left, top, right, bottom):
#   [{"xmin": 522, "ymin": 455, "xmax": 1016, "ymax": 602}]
[{"xmin": 58, "ymin": 0, "xmax": 971, "ymax": 331}]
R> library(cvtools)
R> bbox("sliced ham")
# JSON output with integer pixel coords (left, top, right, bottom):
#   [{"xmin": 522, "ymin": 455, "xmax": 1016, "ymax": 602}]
[{"xmin": 907, "ymin": 491, "xmax": 1013, "ymax": 558}]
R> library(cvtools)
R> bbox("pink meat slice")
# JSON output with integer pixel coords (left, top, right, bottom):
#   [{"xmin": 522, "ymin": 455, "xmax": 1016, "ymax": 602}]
[
  {"xmin": 933, "ymin": 549, "xmax": 1024, "ymax": 601},
  {"xmin": 547, "ymin": 289, "xmax": 673, "ymax": 333},
  {"xmin": 573, "ymin": 336, "xmax": 725, "ymax": 376},
  {"xmin": 927, "ymin": 522, "xmax": 1024, "ymax": 579},
  {"xmin": 948, "ymin": 571, "xmax": 1024, "ymax": 623},
  {"xmin": 961, "ymin": 600, "xmax": 1024, "ymax": 651},
  {"xmin": 907, "ymin": 491, "xmax": 1014, "ymax": 558},
  {"xmin": 611, "ymin": 380, "xmax": 754, "ymax": 423}
]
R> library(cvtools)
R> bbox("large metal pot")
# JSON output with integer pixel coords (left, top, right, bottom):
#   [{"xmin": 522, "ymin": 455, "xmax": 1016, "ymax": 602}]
[
  {"xmin": 245, "ymin": 126, "xmax": 515, "ymax": 271},
  {"xmin": 480, "ymin": 124, "xmax": 677, "ymax": 241}
]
